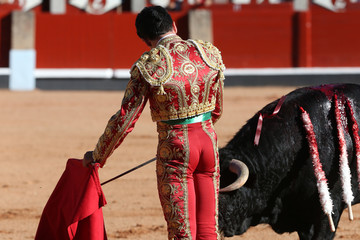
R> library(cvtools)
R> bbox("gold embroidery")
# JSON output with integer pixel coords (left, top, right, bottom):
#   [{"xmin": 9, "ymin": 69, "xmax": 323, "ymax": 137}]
[
  {"xmin": 182, "ymin": 125, "xmax": 191, "ymax": 238},
  {"xmin": 201, "ymin": 121, "xmax": 221, "ymax": 239},
  {"xmin": 133, "ymin": 36, "xmax": 224, "ymax": 123},
  {"xmin": 158, "ymin": 35, "xmax": 180, "ymax": 47},
  {"xmin": 156, "ymin": 93, "xmax": 168, "ymax": 103},
  {"xmin": 157, "ymin": 84, "xmax": 166, "ymax": 95},
  {"xmin": 191, "ymin": 85, "xmax": 200, "ymax": 94},
  {"xmin": 130, "ymin": 66, "xmax": 140, "ymax": 79},
  {"xmin": 159, "ymin": 146, "xmax": 173, "ymax": 159},
  {"xmin": 92, "ymin": 78, "xmax": 148, "ymax": 164},
  {"xmin": 182, "ymin": 62, "xmax": 196, "ymax": 75},
  {"xmin": 135, "ymin": 45, "xmax": 173, "ymax": 87},
  {"xmin": 156, "ymin": 123, "xmax": 192, "ymax": 239},
  {"xmin": 189, "ymin": 39, "xmax": 225, "ymax": 72}
]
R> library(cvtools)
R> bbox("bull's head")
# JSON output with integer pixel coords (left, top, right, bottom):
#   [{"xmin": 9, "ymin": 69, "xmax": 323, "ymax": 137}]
[{"xmin": 219, "ymin": 159, "xmax": 249, "ymax": 192}]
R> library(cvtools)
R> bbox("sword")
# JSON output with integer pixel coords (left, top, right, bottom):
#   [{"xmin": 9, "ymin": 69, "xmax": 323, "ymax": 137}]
[{"xmin": 100, "ymin": 157, "xmax": 156, "ymax": 186}]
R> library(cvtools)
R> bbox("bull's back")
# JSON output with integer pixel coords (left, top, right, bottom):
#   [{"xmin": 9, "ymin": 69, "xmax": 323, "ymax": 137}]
[{"xmin": 218, "ymin": 83, "xmax": 360, "ymax": 239}]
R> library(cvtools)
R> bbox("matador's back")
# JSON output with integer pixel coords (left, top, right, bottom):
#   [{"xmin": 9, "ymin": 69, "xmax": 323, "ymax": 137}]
[{"xmin": 131, "ymin": 35, "xmax": 225, "ymax": 123}]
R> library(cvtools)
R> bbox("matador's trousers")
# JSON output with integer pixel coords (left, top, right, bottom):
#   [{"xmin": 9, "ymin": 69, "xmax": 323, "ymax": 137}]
[{"xmin": 156, "ymin": 119, "xmax": 220, "ymax": 240}]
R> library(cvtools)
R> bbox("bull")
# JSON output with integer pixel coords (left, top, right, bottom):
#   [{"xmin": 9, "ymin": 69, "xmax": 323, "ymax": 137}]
[{"xmin": 218, "ymin": 83, "xmax": 360, "ymax": 240}]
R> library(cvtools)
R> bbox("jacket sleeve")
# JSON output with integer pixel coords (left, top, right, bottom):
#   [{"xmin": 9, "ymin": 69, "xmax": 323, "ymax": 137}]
[
  {"xmin": 211, "ymin": 71, "xmax": 224, "ymax": 124},
  {"xmin": 92, "ymin": 69, "xmax": 149, "ymax": 167}
]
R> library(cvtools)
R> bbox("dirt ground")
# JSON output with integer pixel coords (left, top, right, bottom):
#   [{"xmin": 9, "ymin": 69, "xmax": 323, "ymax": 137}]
[{"xmin": 1, "ymin": 85, "xmax": 360, "ymax": 240}]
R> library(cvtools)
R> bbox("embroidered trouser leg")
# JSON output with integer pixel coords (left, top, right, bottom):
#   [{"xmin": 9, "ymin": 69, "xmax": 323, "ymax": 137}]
[{"xmin": 156, "ymin": 120, "xmax": 220, "ymax": 240}]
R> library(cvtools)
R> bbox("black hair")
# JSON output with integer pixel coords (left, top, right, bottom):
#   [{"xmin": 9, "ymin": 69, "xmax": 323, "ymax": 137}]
[{"xmin": 135, "ymin": 6, "xmax": 173, "ymax": 41}]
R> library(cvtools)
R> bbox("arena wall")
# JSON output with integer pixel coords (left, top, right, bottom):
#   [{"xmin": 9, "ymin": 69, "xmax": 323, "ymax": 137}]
[{"xmin": 0, "ymin": 2, "xmax": 360, "ymax": 70}]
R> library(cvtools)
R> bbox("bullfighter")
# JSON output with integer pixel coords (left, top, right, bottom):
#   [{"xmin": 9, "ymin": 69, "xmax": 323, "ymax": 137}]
[{"xmin": 83, "ymin": 6, "xmax": 225, "ymax": 240}]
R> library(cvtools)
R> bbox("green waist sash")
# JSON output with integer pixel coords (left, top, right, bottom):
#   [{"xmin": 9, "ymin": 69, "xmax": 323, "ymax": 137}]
[{"xmin": 162, "ymin": 112, "xmax": 211, "ymax": 125}]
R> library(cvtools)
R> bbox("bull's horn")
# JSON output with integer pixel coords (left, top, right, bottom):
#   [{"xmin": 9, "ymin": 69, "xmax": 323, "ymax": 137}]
[{"xmin": 219, "ymin": 159, "xmax": 249, "ymax": 192}]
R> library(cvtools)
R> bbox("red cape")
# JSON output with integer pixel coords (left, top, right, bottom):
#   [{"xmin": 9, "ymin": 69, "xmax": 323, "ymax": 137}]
[{"xmin": 35, "ymin": 159, "xmax": 107, "ymax": 240}]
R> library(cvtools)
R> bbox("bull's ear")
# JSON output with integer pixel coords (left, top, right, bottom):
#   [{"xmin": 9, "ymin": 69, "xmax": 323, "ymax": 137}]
[{"xmin": 219, "ymin": 159, "xmax": 249, "ymax": 192}]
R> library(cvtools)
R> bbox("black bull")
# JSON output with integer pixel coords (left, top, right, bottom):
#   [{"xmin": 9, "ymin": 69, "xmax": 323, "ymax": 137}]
[{"xmin": 218, "ymin": 83, "xmax": 360, "ymax": 240}]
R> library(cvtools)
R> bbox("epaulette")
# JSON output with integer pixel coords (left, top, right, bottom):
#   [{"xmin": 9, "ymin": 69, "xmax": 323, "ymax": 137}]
[
  {"xmin": 189, "ymin": 39, "xmax": 225, "ymax": 73},
  {"xmin": 132, "ymin": 45, "xmax": 173, "ymax": 94}
]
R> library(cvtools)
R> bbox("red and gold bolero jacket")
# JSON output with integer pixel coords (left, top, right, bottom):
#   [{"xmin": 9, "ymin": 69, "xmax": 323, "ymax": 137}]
[{"xmin": 93, "ymin": 35, "xmax": 225, "ymax": 166}]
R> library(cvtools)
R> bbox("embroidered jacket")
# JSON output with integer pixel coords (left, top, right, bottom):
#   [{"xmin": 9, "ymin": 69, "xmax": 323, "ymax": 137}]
[{"xmin": 93, "ymin": 35, "xmax": 225, "ymax": 166}]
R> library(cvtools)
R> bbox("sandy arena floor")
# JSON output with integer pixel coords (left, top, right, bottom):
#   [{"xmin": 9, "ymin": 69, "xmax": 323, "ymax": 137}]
[{"xmin": 1, "ymin": 85, "xmax": 360, "ymax": 239}]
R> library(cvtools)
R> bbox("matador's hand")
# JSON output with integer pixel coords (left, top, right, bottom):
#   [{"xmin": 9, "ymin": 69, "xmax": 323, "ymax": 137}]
[{"xmin": 83, "ymin": 151, "xmax": 95, "ymax": 167}]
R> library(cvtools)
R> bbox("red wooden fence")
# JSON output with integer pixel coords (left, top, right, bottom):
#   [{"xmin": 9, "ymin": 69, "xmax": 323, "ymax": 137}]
[{"xmin": 0, "ymin": 3, "xmax": 360, "ymax": 69}]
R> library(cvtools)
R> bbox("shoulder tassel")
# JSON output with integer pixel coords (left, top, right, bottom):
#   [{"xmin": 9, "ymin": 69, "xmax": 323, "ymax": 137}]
[{"xmin": 157, "ymin": 85, "xmax": 166, "ymax": 95}]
